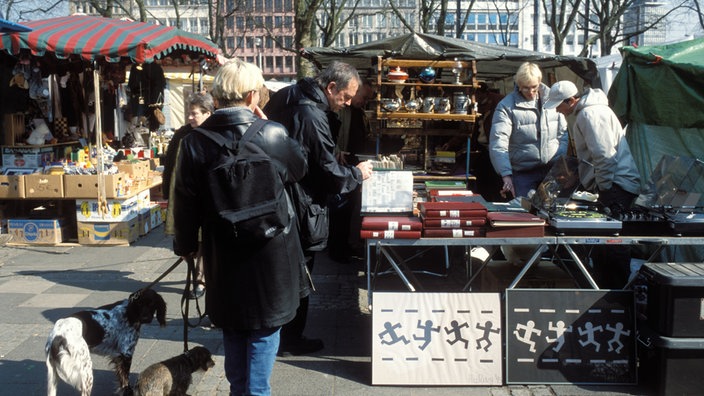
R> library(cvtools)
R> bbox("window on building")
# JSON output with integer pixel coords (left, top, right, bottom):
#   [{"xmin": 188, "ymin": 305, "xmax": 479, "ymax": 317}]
[
  {"xmin": 275, "ymin": 0, "xmax": 283, "ymax": 12},
  {"xmin": 275, "ymin": 16, "xmax": 282, "ymax": 28},
  {"xmin": 488, "ymin": 14, "xmax": 497, "ymax": 28},
  {"xmin": 255, "ymin": 16, "xmax": 263, "ymax": 27},
  {"xmin": 510, "ymin": 33, "xmax": 519, "ymax": 47},
  {"xmin": 246, "ymin": 36, "xmax": 254, "ymax": 49},
  {"xmin": 276, "ymin": 56, "xmax": 283, "ymax": 71},
  {"xmin": 285, "ymin": 56, "xmax": 293, "ymax": 70},
  {"xmin": 227, "ymin": 17, "xmax": 234, "ymax": 30},
  {"xmin": 265, "ymin": 16, "xmax": 273, "ymax": 28},
  {"xmin": 284, "ymin": 36, "xmax": 293, "ymax": 48},
  {"xmin": 255, "ymin": 0, "xmax": 263, "ymax": 11},
  {"xmin": 284, "ymin": 16, "xmax": 293, "ymax": 26},
  {"xmin": 265, "ymin": 0, "xmax": 273, "ymax": 10},
  {"xmin": 266, "ymin": 36, "xmax": 273, "ymax": 48},
  {"xmin": 246, "ymin": 56, "xmax": 254, "ymax": 64},
  {"xmin": 265, "ymin": 56, "xmax": 273, "ymax": 69},
  {"xmin": 237, "ymin": 17, "xmax": 245, "ymax": 29},
  {"xmin": 542, "ymin": 34, "xmax": 552, "ymax": 46},
  {"xmin": 377, "ymin": 13, "xmax": 386, "ymax": 28},
  {"xmin": 227, "ymin": 37, "xmax": 235, "ymax": 50},
  {"xmin": 566, "ymin": 35, "xmax": 574, "ymax": 45},
  {"xmin": 478, "ymin": 13, "xmax": 487, "ymax": 30}
]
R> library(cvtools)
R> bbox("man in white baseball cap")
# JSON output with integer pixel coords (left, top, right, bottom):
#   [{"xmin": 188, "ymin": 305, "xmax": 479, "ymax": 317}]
[
  {"xmin": 546, "ymin": 79, "xmax": 642, "ymax": 289},
  {"xmin": 543, "ymin": 80, "xmax": 579, "ymax": 110}
]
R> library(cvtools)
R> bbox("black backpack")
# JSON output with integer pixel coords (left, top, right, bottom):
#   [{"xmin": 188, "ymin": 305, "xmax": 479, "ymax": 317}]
[{"xmin": 195, "ymin": 119, "xmax": 290, "ymax": 243}]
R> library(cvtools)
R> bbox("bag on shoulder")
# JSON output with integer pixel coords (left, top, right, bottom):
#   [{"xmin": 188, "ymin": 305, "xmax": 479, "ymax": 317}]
[
  {"xmin": 196, "ymin": 119, "xmax": 289, "ymax": 243},
  {"xmin": 289, "ymin": 182, "xmax": 329, "ymax": 251}
]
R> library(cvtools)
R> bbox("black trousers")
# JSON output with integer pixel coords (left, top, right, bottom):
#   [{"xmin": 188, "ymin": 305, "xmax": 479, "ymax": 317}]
[{"xmin": 280, "ymin": 253, "xmax": 315, "ymax": 342}]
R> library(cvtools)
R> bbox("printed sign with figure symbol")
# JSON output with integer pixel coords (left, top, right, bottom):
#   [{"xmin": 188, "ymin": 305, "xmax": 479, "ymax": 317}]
[
  {"xmin": 372, "ymin": 292, "xmax": 502, "ymax": 385},
  {"xmin": 505, "ymin": 289, "xmax": 636, "ymax": 384}
]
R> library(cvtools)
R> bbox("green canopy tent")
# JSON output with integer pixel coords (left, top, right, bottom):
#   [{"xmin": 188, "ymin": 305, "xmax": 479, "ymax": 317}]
[
  {"xmin": 609, "ymin": 38, "xmax": 704, "ymax": 262},
  {"xmin": 609, "ymin": 37, "xmax": 704, "ymax": 179},
  {"xmin": 302, "ymin": 32, "xmax": 600, "ymax": 86}
]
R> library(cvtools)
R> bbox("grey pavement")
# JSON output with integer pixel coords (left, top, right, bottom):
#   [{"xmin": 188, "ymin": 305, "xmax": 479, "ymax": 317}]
[{"xmin": 0, "ymin": 226, "xmax": 650, "ymax": 395}]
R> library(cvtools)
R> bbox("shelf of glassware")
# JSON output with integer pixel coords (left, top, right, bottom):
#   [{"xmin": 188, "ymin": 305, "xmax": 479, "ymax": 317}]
[
  {"xmin": 376, "ymin": 111, "xmax": 479, "ymax": 122},
  {"xmin": 375, "ymin": 57, "xmax": 479, "ymax": 121}
]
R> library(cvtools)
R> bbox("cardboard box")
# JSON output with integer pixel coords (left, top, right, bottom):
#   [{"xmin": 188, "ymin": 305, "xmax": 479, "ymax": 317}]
[
  {"xmin": 116, "ymin": 161, "xmax": 150, "ymax": 181},
  {"xmin": 136, "ymin": 189, "xmax": 151, "ymax": 211},
  {"xmin": 77, "ymin": 217, "xmax": 139, "ymax": 245},
  {"xmin": 63, "ymin": 173, "xmax": 127, "ymax": 199},
  {"xmin": 24, "ymin": 174, "xmax": 64, "ymax": 198},
  {"xmin": 75, "ymin": 195, "xmax": 139, "ymax": 223},
  {"xmin": 137, "ymin": 209, "xmax": 150, "ymax": 236},
  {"xmin": 8, "ymin": 219, "xmax": 65, "ymax": 244},
  {"xmin": 149, "ymin": 203, "xmax": 163, "ymax": 228},
  {"xmin": 0, "ymin": 175, "xmax": 26, "ymax": 198}
]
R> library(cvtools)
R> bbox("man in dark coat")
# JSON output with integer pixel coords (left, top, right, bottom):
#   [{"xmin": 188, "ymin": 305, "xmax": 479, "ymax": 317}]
[
  {"xmin": 264, "ymin": 61, "xmax": 373, "ymax": 356},
  {"xmin": 172, "ymin": 59, "xmax": 307, "ymax": 395}
]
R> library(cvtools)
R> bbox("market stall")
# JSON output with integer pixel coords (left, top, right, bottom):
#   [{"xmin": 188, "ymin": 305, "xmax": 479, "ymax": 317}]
[
  {"xmin": 0, "ymin": 15, "xmax": 220, "ymax": 245},
  {"xmin": 309, "ymin": 34, "xmax": 704, "ymax": 390}
]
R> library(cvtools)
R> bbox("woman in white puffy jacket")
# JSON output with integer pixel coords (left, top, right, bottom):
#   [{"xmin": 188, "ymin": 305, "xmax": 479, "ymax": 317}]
[{"xmin": 489, "ymin": 62, "xmax": 569, "ymax": 199}]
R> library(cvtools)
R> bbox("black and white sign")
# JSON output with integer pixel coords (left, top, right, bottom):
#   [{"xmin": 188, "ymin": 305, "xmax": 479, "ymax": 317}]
[
  {"xmin": 372, "ymin": 292, "xmax": 502, "ymax": 385},
  {"xmin": 506, "ymin": 289, "xmax": 636, "ymax": 384}
]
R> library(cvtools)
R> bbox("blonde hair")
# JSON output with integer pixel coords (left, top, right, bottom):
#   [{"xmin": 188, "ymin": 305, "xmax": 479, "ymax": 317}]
[
  {"xmin": 514, "ymin": 62, "xmax": 542, "ymax": 86},
  {"xmin": 211, "ymin": 59, "xmax": 264, "ymax": 107}
]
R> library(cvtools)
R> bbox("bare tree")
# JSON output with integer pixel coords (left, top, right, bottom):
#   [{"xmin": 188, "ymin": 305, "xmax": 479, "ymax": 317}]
[
  {"xmin": 577, "ymin": 0, "xmax": 683, "ymax": 56},
  {"xmin": 490, "ymin": 0, "xmax": 530, "ymax": 46},
  {"xmin": 676, "ymin": 0, "xmax": 704, "ymax": 32},
  {"xmin": 541, "ymin": 0, "xmax": 583, "ymax": 54},
  {"xmin": 456, "ymin": 0, "xmax": 478, "ymax": 38},
  {"xmin": 3, "ymin": 0, "xmax": 65, "ymax": 21},
  {"xmin": 316, "ymin": 0, "xmax": 361, "ymax": 46},
  {"xmin": 295, "ymin": 0, "xmax": 326, "ymax": 77}
]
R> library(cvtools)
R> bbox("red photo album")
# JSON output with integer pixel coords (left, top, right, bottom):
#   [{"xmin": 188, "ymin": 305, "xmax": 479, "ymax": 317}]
[{"xmin": 361, "ymin": 216, "xmax": 422, "ymax": 231}]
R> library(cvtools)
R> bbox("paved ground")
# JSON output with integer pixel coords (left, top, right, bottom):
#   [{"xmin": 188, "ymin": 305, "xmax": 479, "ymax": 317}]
[{"xmin": 0, "ymin": 226, "xmax": 651, "ymax": 395}]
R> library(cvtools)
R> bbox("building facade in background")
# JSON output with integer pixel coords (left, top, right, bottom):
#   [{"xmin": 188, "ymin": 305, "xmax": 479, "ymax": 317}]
[{"xmin": 70, "ymin": 0, "xmax": 674, "ymax": 80}]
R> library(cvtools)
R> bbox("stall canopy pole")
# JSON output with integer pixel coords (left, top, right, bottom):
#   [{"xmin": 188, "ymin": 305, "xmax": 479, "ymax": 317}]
[{"xmin": 93, "ymin": 63, "xmax": 108, "ymax": 218}]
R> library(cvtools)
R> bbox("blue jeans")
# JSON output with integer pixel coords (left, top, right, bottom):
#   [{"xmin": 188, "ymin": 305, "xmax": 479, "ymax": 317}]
[
  {"xmin": 513, "ymin": 166, "xmax": 550, "ymax": 198},
  {"xmin": 223, "ymin": 326, "xmax": 281, "ymax": 396}
]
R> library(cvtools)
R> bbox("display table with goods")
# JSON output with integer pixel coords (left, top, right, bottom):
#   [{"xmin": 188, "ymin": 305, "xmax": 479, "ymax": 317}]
[{"xmin": 0, "ymin": 153, "xmax": 163, "ymax": 246}]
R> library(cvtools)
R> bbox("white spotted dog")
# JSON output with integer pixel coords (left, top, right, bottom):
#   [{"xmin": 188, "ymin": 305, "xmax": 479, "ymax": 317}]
[{"xmin": 46, "ymin": 288, "xmax": 167, "ymax": 396}]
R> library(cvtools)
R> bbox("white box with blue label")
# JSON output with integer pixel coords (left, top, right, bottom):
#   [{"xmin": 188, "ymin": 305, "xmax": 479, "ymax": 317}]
[
  {"xmin": 8, "ymin": 219, "xmax": 65, "ymax": 244},
  {"xmin": 75, "ymin": 195, "xmax": 139, "ymax": 223}
]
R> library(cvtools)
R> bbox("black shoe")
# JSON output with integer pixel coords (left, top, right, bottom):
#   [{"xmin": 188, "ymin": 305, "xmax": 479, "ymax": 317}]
[{"xmin": 278, "ymin": 337, "xmax": 324, "ymax": 357}]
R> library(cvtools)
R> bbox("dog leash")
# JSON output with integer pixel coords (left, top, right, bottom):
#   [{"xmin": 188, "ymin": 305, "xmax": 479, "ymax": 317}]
[{"xmin": 141, "ymin": 256, "xmax": 204, "ymax": 353}]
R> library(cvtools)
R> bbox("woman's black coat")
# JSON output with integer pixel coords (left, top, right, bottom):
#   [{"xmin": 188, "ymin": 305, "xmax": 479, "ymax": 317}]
[{"xmin": 172, "ymin": 107, "xmax": 307, "ymax": 330}]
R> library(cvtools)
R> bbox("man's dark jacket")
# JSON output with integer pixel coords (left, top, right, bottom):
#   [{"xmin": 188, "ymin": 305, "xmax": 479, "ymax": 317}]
[
  {"xmin": 172, "ymin": 107, "xmax": 307, "ymax": 330},
  {"xmin": 264, "ymin": 77, "xmax": 364, "ymax": 250}
]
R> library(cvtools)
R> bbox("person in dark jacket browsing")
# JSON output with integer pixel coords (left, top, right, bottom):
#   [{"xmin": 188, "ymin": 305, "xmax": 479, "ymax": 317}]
[
  {"xmin": 171, "ymin": 59, "xmax": 307, "ymax": 396},
  {"xmin": 264, "ymin": 61, "xmax": 373, "ymax": 356}
]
